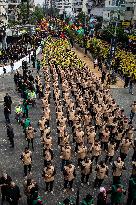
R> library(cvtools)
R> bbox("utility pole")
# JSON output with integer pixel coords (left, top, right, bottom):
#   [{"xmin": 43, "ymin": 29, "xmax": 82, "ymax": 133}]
[
  {"xmin": 51, "ymin": 0, "xmax": 53, "ymax": 17},
  {"xmin": 44, "ymin": 0, "xmax": 46, "ymax": 16},
  {"xmin": 27, "ymin": 0, "xmax": 29, "ymax": 24}
]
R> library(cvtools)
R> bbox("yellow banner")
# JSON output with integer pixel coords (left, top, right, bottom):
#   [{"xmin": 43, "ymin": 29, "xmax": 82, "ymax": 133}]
[
  {"xmin": 122, "ymin": 21, "xmax": 131, "ymax": 27},
  {"xmin": 129, "ymin": 35, "xmax": 136, "ymax": 41}
]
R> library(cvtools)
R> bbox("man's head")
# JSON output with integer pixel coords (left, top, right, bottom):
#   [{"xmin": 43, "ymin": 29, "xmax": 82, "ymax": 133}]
[{"xmin": 10, "ymin": 182, "xmax": 16, "ymax": 187}]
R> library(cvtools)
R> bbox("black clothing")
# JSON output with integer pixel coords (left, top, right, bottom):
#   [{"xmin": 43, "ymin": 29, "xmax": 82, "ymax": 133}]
[
  {"xmin": 24, "ymin": 164, "xmax": 32, "ymax": 177},
  {"xmin": 0, "ymin": 175, "xmax": 12, "ymax": 203},
  {"xmin": 7, "ymin": 185, "xmax": 21, "ymax": 205},
  {"xmin": 97, "ymin": 192, "xmax": 107, "ymax": 205},
  {"xmin": 45, "ymin": 181, "xmax": 54, "ymax": 192},
  {"xmin": 4, "ymin": 106, "xmax": 10, "ymax": 123},
  {"xmin": 4, "ymin": 95, "xmax": 12, "ymax": 111},
  {"xmin": 7, "ymin": 126, "xmax": 14, "ymax": 147}
]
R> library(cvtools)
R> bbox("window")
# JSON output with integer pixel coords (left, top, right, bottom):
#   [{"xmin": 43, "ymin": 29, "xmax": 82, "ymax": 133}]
[
  {"xmin": 109, "ymin": 1, "xmax": 110, "ymax": 5},
  {"xmin": 127, "ymin": 7, "xmax": 130, "ymax": 11},
  {"xmin": 126, "ymin": 7, "xmax": 133, "ymax": 11},
  {"xmin": 108, "ymin": 13, "xmax": 110, "ymax": 17}
]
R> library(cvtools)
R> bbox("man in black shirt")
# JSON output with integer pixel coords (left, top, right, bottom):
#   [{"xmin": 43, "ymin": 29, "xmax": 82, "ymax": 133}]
[
  {"xmin": 0, "ymin": 172, "xmax": 12, "ymax": 204},
  {"xmin": 4, "ymin": 104, "xmax": 11, "ymax": 123},
  {"xmin": 7, "ymin": 182, "xmax": 21, "ymax": 205},
  {"xmin": 4, "ymin": 93, "xmax": 12, "ymax": 113},
  {"xmin": 6, "ymin": 124, "xmax": 14, "ymax": 148}
]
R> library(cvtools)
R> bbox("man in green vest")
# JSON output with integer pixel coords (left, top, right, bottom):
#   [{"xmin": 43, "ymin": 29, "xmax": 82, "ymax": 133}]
[
  {"xmin": 23, "ymin": 118, "xmax": 31, "ymax": 137},
  {"xmin": 81, "ymin": 194, "xmax": 94, "ymax": 205},
  {"xmin": 111, "ymin": 182, "xmax": 126, "ymax": 205},
  {"xmin": 22, "ymin": 100, "xmax": 29, "ymax": 118},
  {"xmin": 127, "ymin": 177, "xmax": 136, "ymax": 205},
  {"xmin": 15, "ymin": 104, "xmax": 23, "ymax": 123},
  {"xmin": 32, "ymin": 191, "xmax": 46, "ymax": 205}
]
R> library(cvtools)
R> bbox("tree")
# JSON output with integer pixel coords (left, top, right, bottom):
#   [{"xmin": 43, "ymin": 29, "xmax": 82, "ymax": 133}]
[
  {"xmin": 30, "ymin": 6, "xmax": 44, "ymax": 24},
  {"xmin": 18, "ymin": 3, "xmax": 28, "ymax": 24}
]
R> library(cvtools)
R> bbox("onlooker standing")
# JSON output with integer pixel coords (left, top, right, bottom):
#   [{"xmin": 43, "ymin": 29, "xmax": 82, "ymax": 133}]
[
  {"xmin": 101, "ymin": 70, "xmax": 106, "ymax": 84},
  {"xmin": 7, "ymin": 182, "xmax": 21, "ymax": 205},
  {"xmin": 127, "ymin": 176, "xmax": 136, "ymax": 205},
  {"xmin": 4, "ymin": 93, "xmax": 12, "ymax": 113},
  {"xmin": 4, "ymin": 104, "xmax": 11, "ymax": 123},
  {"xmin": 10, "ymin": 61, "xmax": 14, "ymax": 73},
  {"xmin": 129, "ymin": 79, "xmax": 134, "ymax": 95},
  {"xmin": 130, "ymin": 101, "xmax": 136, "ymax": 123},
  {"xmin": 6, "ymin": 124, "xmax": 14, "ymax": 148},
  {"xmin": 0, "ymin": 172, "xmax": 12, "ymax": 205}
]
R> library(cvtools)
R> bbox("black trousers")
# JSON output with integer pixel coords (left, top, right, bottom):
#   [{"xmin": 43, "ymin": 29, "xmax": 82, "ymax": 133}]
[
  {"xmin": 9, "ymin": 138, "xmax": 14, "ymax": 147},
  {"xmin": 105, "ymin": 155, "xmax": 113, "ymax": 163},
  {"xmin": 64, "ymin": 179, "xmax": 73, "ymax": 189},
  {"xmin": 1, "ymin": 188, "xmax": 7, "ymax": 202},
  {"xmin": 24, "ymin": 164, "xmax": 31, "ymax": 176},
  {"xmin": 9, "ymin": 200, "xmax": 19, "ymax": 205},
  {"xmin": 44, "ymin": 160, "xmax": 51, "ymax": 167},
  {"xmin": 27, "ymin": 138, "xmax": 34, "ymax": 150},
  {"xmin": 91, "ymin": 156, "xmax": 99, "ymax": 164},
  {"xmin": 101, "ymin": 142, "xmax": 108, "ymax": 151},
  {"xmin": 127, "ymin": 192, "xmax": 136, "ymax": 205},
  {"xmin": 45, "ymin": 181, "xmax": 54, "ymax": 192},
  {"xmin": 113, "ymin": 176, "xmax": 121, "ymax": 184},
  {"xmin": 120, "ymin": 152, "xmax": 127, "ymax": 161},
  {"xmin": 4, "ymin": 113, "xmax": 10, "ymax": 123},
  {"xmin": 94, "ymin": 177, "xmax": 103, "ymax": 187},
  {"xmin": 78, "ymin": 158, "xmax": 84, "ymax": 167},
  {"xmin": 81, "ymin": 174, "xmax": 89, "ymax": 183}
]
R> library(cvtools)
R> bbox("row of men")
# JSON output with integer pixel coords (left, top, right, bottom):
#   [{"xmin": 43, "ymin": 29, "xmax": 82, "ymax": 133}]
[
  {"xmin": 1, "ymin": 37, "xmax": 136, "ymax": 205},
  {"xmin": 35, "ymin": 38, "xmax": 136, "ymax": 204}
]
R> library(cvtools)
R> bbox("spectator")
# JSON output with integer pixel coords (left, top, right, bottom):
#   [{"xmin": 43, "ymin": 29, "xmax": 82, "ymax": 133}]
[{"xmin": 7, "ymin": 182, "xmax": 21, "ymax": 205}]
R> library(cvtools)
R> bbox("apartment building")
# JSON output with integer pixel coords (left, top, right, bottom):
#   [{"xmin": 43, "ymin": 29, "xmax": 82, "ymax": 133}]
[
  {"xmin": 125, "ymin": 0, "xmax": 136, "ymax": 21},
  {"xmin": 102, "ymin": 0, "xmax": 126, "ymax": 25},
  {"xmin": 8, "ymin": 0, "xmax": 21, "ymax": 22},
  {"xmin": 0, "ymin": 0, "xmax": 8, "ymax": 26},
  {"xmin": 44, "ymin": 0, "xmax": 56, "ymax": 9},
  {"xmin": 55, "ymin": 0, "xmax": 74, "ymax": 16}
]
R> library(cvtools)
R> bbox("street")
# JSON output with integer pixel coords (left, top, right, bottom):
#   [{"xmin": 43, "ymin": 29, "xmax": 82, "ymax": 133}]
[{"xmin": 0, "ymin": 46, "xmax": 135, "ymax": 204}]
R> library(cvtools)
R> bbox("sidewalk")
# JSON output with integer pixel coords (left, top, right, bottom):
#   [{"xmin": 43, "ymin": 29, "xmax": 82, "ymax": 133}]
[{"xmin": 73, "ymin": 46, "xmax": 124, "ymax": 89}]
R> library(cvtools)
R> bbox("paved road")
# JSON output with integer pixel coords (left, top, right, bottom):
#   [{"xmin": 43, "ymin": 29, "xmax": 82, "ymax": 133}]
[{"xmin": 0, "ymin": 48, "xmax": 136, "ymax": 205}]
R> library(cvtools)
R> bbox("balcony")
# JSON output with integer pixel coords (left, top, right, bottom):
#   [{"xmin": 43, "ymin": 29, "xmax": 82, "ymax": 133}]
[{"xmin": 8, "ymin": 0, "xmax": 20, "ymax": 6}]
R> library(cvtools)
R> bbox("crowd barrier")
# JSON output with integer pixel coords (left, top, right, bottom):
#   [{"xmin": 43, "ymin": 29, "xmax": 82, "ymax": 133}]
[{"xmin": 0, "ymin": 47, "xmax": 41, "ymax": 75}]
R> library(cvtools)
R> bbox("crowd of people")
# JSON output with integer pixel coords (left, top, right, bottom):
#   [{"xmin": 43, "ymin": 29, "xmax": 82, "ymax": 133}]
[
  {"xmin": 0, "ymin": 38, "xmax": 29, "ymax": 65},
  {"xmin": 0, "ymin": 32, "xmax": 136, "ymax": 205},
  {"xmin": 0, "ymin": 32, "xmax": 44, "ymax": 68},
  {"xmin": 40, "ymin": 37, "xmax": 136, "ymax": 204}
]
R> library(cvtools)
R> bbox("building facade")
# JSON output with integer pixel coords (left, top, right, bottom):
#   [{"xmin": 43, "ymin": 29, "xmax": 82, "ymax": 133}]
[
  {"xmin": 0, "ymin": 0, "xmax": 8, "ymax": 26},
  {"xmin": 125, "ymin": 0, "xmax": 136, "ymax": 21},
  {"xmin": 8, "ymin": 0, "xmax": 21, "ymax": 22},
  {"xmin": 55, "ymin": 0, "xmax": 74, "ymax": 16}
]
